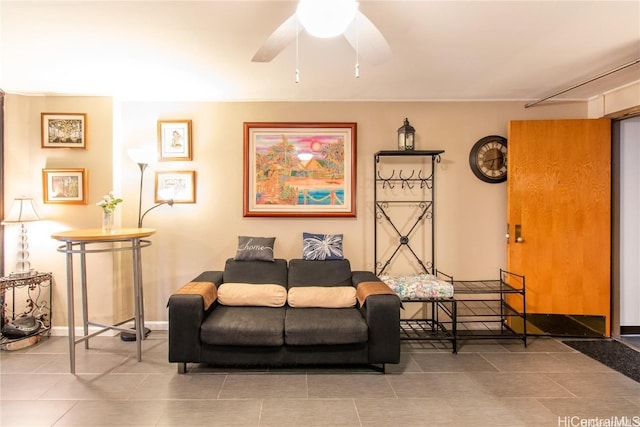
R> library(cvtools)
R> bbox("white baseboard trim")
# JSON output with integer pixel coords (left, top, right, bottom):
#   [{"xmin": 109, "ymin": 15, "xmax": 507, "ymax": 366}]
[{"xmin": 49, "ymin": 321, "xmax": 169, "ymax": 337}]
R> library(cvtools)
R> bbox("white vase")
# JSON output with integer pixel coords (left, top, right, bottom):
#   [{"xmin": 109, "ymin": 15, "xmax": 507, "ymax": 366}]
[{"xmin": 102, "ymin": 210, "xmax": 114, "ymax": 232}]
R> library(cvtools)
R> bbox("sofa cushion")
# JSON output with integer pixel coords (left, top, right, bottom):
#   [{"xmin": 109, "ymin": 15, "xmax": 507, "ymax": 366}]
[
  {"xmin": 201, "ymin": 306, "xmax": 285, "ymax": 346},
  {"xmin": 302, "ymin": 232, "xmax": 344, "ymax": 260},
  {"xmin": 284, "ymin": 308, "xmax": 368, "ymax": 345},
  {"xmin": 288, "ymin": 259, "xmax": 352, "ymax": 288},
  {"xmin": 287, "ymin": 286, "xmax": 356, "ymax": 308},
  {"xmin": 217, "ymin": 283, "xmax": 287, "ymax": 307},
  {"xmin": 234, "ymin": 236, "xmax": 275, "ymax": 262},
  {"xmin": 223, "ymin": 258, "xmax": 288, "ymax": 285}
]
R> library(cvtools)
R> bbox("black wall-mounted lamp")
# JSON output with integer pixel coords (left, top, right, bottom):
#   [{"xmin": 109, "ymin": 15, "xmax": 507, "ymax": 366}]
[{"xmin": 397, "ymin": 118, "xmax": 415, "ymax": 151}]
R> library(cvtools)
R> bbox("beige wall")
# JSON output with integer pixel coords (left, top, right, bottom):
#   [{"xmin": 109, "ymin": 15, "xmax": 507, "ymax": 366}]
[
  {"xmin": 4, "ymin": 96, "xmax": 588, "ymax": 330},
  {"xmin": 3, "ymin": 95, "xmax": 116, "ymax": 328}
]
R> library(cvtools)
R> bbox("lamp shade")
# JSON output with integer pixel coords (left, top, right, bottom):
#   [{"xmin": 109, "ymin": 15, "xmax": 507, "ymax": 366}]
[
  {"xmin": 127, "ymin": 146, "xmax": 157, "ymax": 165},
  {"xmin": 2, "ymin": 198, "xmax": 41, "ymax": 223}
]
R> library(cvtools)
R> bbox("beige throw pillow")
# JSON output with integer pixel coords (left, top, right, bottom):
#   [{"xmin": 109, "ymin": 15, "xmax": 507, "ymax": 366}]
[
  {"xmin": 217, "ymin": 283, "xmax": 287, "ymax": 307},
  {"xmin": 287, "ymin": 286, "xmax": 356, "ymax": 308}
]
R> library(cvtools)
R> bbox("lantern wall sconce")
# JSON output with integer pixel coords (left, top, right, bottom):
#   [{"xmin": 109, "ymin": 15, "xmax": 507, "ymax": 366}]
[{"xmin": 397, "ymin": 118, "xmax": 415, "ymax": 151}]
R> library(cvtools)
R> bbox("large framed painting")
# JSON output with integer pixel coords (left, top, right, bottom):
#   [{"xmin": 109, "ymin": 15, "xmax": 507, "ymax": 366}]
[
  {"xmin": 243, "ymin": 122, "xmax": 356, "ymax": 217},
  {"xmin": 42, "ymin": 168, "xmax": 87, "ymax": 204},
  {"xmin": 41, "ymin": 113, "xmax": 87, "ymax": 148}
]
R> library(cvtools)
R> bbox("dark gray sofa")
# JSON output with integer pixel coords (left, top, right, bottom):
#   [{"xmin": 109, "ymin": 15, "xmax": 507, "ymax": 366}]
[{"xmin": 168, "ymin": 258, "xmax": 401, "ymax": 373}]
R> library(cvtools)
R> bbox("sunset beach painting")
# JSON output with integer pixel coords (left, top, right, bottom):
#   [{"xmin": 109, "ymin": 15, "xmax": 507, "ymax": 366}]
[{"xmin": 244, "ymin": 122, "xmax": 356, "ymax": 217}]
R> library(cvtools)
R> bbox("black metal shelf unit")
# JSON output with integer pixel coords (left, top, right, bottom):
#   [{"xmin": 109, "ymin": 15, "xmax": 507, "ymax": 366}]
[
  {"xmin": 374, "ymin": 150, "xmax": 458, "ymax": 350},
  {"xmin": 453, "ymin": 269, "xmax": 527, "ymax": 345},
  {"xmin": 373, "ymin": 150, "xmax": 526, "ymax": 351},
  {"xmin": 374, "ymin": 150, "xmax": 444, "ymax": 276}
]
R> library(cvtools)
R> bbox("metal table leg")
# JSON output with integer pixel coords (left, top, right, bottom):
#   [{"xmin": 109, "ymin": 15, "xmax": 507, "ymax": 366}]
[{"xmin": 64, "ymin": 242, "xmax": 76, "ymax": 375}]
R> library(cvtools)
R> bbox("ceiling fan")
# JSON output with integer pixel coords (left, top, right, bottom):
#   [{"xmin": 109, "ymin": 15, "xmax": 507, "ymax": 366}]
[{"xmin": 251, "ymin": 0, "xmax": 392, "ymax": 65}]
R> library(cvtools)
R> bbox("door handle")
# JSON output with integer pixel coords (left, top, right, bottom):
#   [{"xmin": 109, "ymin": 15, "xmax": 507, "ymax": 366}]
[
  {"xmin": 506, "ymin": 224, "xmax": 510, "ymax": 243},
  {"xmin": 515, "ymin": 224, "xmax": 523, "ymax": 243}
]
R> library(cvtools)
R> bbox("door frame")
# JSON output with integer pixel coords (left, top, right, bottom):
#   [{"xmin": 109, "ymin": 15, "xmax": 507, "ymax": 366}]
[{"xmin": 611, "ymin": 113, "xmax": 640, "ymax": 338}]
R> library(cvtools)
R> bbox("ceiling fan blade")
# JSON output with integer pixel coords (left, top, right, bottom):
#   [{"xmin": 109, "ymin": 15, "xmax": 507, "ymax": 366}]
[
  {"xmin": 251, "ymin": 14, "xmax": 300, "ymax": 62},
  {"xmin": 343, "ymin": 10, "xmax": 392, "ymax": 65}
]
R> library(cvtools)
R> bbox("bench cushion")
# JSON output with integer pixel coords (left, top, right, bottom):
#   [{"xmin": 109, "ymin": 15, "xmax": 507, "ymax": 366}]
[
  {"xmin": 201, "ymin": 306, "xmax": 285, "ymax": 346},
  {"xmin": 284, "ymin": 308, "xmax": 368, "ymax": 345},
  {"xmin": 380, "ymin": 274, "xmax": 454, "ymax": 299}
]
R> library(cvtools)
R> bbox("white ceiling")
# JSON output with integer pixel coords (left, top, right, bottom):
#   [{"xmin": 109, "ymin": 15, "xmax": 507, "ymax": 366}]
[{"xmin": 1, "ymin": 0, "xmax": 639, "ymax": 103}]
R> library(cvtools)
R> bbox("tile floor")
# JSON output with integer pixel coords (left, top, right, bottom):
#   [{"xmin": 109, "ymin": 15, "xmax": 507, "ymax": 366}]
[{"xmin": 1, "ymin": 332, "xmax": 639, "ymax": 426}]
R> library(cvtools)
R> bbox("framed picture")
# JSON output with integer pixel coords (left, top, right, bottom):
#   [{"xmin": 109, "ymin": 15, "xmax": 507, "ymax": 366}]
[
  {"xmin": 41, "ymin": 113, "xmax": 87, "ymax": 148},
  {"xmin": 157, "ymin": 120, "xmax": 192, "ymax": 161},
  {"xmin": 243, "ymin": 122, "xmax": 357, "ymax": 217},
  {"xmin": 155, "ymin": 170, "xmax": 196, "ymax": 203},
  {"xmin": 42, "ymin": 168, "xmax": 87, "ymax": 204}
]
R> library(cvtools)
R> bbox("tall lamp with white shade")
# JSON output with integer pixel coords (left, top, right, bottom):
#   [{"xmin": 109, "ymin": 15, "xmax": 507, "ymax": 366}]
[
  {"xmin": 127, "ymin": 147, "xmax": 175, "ymax": 228},
  {"xmin": 122, "ymin": 147, "xmax": 174, "ymax": 342},
  {"xmin": 2, "ymin": 197, "xmax": 42, "ymax": 277}
]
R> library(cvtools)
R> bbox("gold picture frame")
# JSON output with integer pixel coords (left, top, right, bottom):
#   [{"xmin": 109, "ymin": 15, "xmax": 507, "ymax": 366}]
[
  {"xmin": 42, "ymin": 168, "xmax": 88, "ymax": 204},
  {"xmin": 41, "ymin": 113, "xmax": 87, "ymax": 149},
  {"xmin": 154, "ymin": 170, "xmax": 196, "ymax": 203},
  {"xmin": 157, "ymin": 120, "xmax": 192, "ymax": 161}
]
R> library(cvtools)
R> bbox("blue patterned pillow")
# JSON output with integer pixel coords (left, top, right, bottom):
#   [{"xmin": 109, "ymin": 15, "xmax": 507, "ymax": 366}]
[{"xmin": 302, "ymin": 232, "xmax": 344, "ymax": 260}]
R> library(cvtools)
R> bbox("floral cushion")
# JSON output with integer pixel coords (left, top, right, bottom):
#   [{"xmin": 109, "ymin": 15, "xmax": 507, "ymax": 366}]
[{"xmin": 379, "ymin": 274, "xmax": 454, "ymax": 299}]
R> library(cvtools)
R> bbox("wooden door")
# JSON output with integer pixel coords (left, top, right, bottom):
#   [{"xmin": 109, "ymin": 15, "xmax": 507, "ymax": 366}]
[{"xmin": 507, "ymin": 119, "xmax": 611, "ymax": 336}]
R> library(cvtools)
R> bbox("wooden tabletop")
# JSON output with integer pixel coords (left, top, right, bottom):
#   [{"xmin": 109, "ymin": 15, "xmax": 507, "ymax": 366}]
[{"xmin": 51, "ymin": 228, "xmax": 156, "ymax": 242}]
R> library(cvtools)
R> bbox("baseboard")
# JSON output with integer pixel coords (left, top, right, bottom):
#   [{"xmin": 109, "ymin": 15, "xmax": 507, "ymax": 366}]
[
  {"xmin": 49, "ymin": 321, "xmax": 168, "ymax": 337},
  {"xmin": 620, "ymin": 325, "xmax": 640, "ymax": 335}
]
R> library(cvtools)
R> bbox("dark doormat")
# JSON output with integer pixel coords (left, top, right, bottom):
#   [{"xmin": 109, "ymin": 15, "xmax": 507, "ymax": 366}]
[{"xmin": 563, "ymin": 339, "xmax": 640, "ymax": 383}]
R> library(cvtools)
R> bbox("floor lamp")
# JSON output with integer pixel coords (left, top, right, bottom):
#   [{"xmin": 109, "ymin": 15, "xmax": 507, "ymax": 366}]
[
  {"xmin": 122, "ymin": 148, "xmax": 174, "ymax": 341},
  {"xmin": 2, "ymin": 197, "xmax": 41, "ymax": 278}
]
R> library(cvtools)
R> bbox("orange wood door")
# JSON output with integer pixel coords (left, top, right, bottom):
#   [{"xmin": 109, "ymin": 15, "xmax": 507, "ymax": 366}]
[{"xmin": 507, "ymin": 119, "xmax": 611, "ymax": 335}]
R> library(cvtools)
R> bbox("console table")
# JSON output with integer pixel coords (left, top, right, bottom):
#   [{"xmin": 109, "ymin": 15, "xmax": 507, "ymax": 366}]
[{"xmin": 51, "ymin": 228, "xmax": 155, "ymax": 374}]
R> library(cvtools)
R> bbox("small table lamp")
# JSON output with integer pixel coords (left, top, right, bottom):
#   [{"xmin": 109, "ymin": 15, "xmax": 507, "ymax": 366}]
[{"xmin": 2, "ymin": 197, "xmax": 42, "ymax": 277}]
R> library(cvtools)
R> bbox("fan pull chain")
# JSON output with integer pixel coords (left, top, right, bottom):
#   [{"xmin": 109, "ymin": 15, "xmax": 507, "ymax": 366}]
[
  {"xmin": 295, "ymin": 19, "xmax": 300, "ymax": 84},
  {"xmin": 354, "ymin": 13, "xmax": 360, "ymax": 78}
]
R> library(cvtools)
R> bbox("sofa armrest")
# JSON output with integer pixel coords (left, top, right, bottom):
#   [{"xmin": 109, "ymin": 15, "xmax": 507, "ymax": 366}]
[
  {"xmin": 361, "ymin": 294, "xmax": 401, "ymax": 364},
  {"xmin": 168, "ymin": 294, "xmax": 207, "ymax": 363},
  {"xmin": 167, "ymin": 271, "xmax": 223, "ymax": 363},
  {"xmin": 353, "ymin": 271, "xmax": 401, "ymax": 364},
  {"xmin": 192, "ymin": 271, "xmax": 223, "ymax": 285},
  {"xmin": 351, "ymin": 270, "xmax": 379, "ymax": 286}
]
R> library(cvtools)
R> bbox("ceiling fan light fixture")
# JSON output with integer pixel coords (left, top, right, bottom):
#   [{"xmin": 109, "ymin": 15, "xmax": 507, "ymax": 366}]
[{"xmin": 296, "ymin": 0, "xmax": 358, "ymax": 39}]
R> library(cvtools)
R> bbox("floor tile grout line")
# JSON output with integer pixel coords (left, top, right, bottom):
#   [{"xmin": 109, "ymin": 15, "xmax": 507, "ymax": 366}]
[{"xmin": 352, "ymin": 398, "xmax": 364, "ymax": 427}]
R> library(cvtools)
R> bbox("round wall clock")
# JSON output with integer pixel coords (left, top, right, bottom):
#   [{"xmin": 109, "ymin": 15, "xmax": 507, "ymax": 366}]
[{"xmin": 469, "ymin": 135, "xmax": 508, "ymax": 183}]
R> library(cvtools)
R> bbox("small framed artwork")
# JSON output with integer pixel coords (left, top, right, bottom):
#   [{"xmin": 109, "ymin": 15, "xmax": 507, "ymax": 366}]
[
  {"xmin": 155, "ymin": 170, "xmax": 196, "ymax": 203},
  {"xmin": 243, "ymin": 122, "xmax": 357, "ymax": 217},
  {"xmin": 42, "ymin": 168, "xmax": 87, "ymax": 204},
  {"xmin": 157, "ymin": 120, "xmax": 192, "ymax": 161},
  {"xmin": 41, "ymin": 113, "xmax": 87, "ymax": 148}
]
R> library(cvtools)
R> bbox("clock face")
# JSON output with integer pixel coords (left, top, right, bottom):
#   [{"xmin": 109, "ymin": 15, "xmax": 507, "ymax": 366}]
[{"xmin": 469, "ymin": 135, "xmax": 508, "ymax": 183}]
